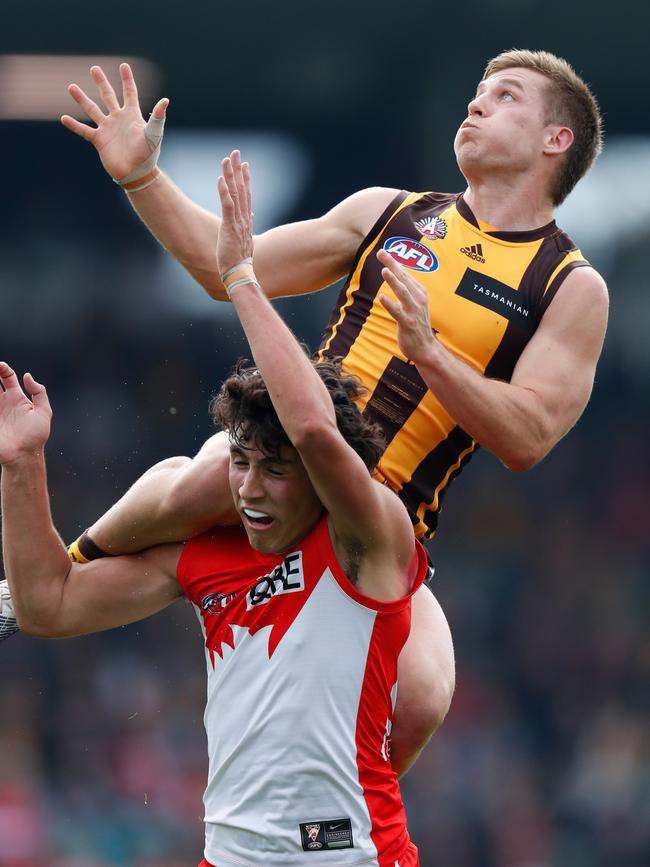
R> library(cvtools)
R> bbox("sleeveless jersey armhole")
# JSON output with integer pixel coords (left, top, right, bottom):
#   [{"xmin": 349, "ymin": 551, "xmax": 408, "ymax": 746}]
[{"xmin": 314, "ymin": 517, "xmax": 427, "ymax": 612}]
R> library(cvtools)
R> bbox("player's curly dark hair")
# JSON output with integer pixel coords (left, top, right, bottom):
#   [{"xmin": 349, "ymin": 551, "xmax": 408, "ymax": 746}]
[{"xmin": 210, "ymin": 355, "xmax": 385, "ymax": 472}]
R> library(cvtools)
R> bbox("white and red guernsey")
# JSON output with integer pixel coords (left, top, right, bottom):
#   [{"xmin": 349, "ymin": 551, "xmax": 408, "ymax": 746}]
[{"xmin": 177, "ymin": 515, "xmax": 426, "ymax": 867}]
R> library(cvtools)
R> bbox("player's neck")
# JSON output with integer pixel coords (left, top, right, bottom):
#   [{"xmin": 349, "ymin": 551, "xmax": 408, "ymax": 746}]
[{"xmin": 463, "ymin": 179, "xmax": 555, "ymax": 232}]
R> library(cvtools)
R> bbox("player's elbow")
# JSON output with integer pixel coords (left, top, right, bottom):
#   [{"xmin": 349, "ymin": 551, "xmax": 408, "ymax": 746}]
[
  {"xmin": 503, "ymin": 446, "xmax": 545, "ymax": 473},
  {"xmin": 290, "ymin": 416, "xmax": 339, "ymax": 453},
  {"xmin": 18, "ymin": 609, "xmax": 83, "ymax": 639},
  {"xmin": 15, "ymin": 610, "xmax": 64, "ymax": 638},
  {"xmin": 12, "ymin": 587, "xmax": 70, "ymax": 638},
  {"xmin": 500, "ymin": 428, "xmax": 554, "ymax": 473},
  {"xmin": 178, "ymin": 262, "xmax": 227, "ymax": 300}
]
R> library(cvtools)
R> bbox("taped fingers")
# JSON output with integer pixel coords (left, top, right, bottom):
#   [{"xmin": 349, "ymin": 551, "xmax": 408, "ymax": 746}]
[
  {"xmin": 143, "ymin": 111, "xmax": 165, "ymax": 152},
  {"xmin": 118, "ymin": 109, "xmax": 166, "ymax": 188}
]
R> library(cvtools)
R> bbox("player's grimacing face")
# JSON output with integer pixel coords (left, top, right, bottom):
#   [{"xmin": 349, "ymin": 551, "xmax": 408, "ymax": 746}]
[
  {"xmin": 454, "ymin": 67, "xmax": 552, "ymax": 176},
  {"xmin": 228, "ymin": 439, "xmax": 324, "ymax": 555}
]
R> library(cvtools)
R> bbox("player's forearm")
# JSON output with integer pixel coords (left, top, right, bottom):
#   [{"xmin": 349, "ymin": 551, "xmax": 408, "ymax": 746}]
[
  {"xmin": 229, "ymin": 282, "xmax": 337, "ymax": 439},
  {"xmin": 416, "ymin": 341, "xmax": 552, "ymax": 471},
  {"xmin": 1, "ymin": 454, "xmax": 73, "ymax": 632},
  {"xmin": 127, "ymin": 172, "xmax": 227, "ymax": 297}
]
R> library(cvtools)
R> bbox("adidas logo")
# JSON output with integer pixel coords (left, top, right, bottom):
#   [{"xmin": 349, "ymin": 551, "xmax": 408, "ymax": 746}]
[{"xmin": 460, "ymin": 244, "xmax": 485, "ymax": 263}]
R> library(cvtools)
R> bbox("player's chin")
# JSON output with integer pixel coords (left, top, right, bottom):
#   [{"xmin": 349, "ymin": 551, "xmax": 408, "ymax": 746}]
[
  {"xmin": 242, "ymin": 524, "xmax": 279, "ymax": 552},
  {"xmin": 246, "ymin": 535, "xmax": 279, "ymax": 554}
]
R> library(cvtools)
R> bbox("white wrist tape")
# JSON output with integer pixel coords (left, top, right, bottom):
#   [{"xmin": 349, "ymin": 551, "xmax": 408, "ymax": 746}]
[
  {"xmin": 221, "ymin": 258, "xmax": 259, "ymax": 298},
  {"xmin": 116, "ymin": 111, "xmax": 166, "ymax": 189}
]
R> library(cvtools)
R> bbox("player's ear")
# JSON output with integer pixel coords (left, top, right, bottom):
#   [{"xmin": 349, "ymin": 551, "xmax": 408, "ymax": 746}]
[{"xmin": 543, "ymin": 125, "xmax": 574, "ymax": 156}]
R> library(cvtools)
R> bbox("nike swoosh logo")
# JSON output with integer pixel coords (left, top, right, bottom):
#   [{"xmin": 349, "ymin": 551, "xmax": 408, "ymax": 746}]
[{"xmin": 329, "ymin": 822, "xmax": 345, "ymax": 830}]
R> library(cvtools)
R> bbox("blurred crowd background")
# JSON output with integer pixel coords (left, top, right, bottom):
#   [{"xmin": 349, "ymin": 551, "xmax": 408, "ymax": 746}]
[{"xmin": 1, "ymin": 2, "xmax": 649, "ymax": 866}]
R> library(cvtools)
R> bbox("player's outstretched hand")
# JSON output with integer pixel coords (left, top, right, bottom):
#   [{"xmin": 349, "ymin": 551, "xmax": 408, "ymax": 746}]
[
  {"xmin": 0, "ymin": 363, "xmax": 52, "ymax": 465},
  {"xmin": 377, "ymin": 248, "xmax": 437, "ymax": 364},
  {"xmin": 61, "ymin": 63, "xmax": 169, "ymax": 183},
  {"xmin": 216, "ymin": 151, "xmax": 254, "ymax": 276}
]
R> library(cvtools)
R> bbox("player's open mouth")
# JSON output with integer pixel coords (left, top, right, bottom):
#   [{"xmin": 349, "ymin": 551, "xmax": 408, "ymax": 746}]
[{"xmin": 242, "ymin": 508, "xmax": 274, "ymax": 529}]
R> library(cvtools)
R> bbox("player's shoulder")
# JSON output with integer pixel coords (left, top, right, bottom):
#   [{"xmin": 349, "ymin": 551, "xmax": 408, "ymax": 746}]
[
  {"xmin": 349, "ymin": 187, "xmax": 460, "ymax": 231},
  {"xmin": 539, "ymin": 264, "xmax": 609, "ymax": 339},
  {"xmin": 336, "ymin": 186, "xmax": 402, "ymax": 215},
  {"xmin": 349, "ymin": 185, "xmax": 403, "ymax": 205},
  {"xmin": 556, "ymin": 264, "xmax": 609, "ymax": 308},
  {"xmin": 350, "ymin": 186, "xmax": 456, "ymax": 211},
  {"xmin": 329, "ymin": 186, "xmax": 402, "ymax": 235},
  {"xmin": 326, "ymin": 186, "xmax": 455, "ymax": 251}
]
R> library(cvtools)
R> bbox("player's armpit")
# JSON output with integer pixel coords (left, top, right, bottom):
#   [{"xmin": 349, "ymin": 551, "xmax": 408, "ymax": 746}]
[
  {"xmin": 20, "ymin": 543, "xmax": 184, "ymax": 639},
  {"xmin": 508, "ymin": 266, "xmax": 609, "ymax": 466},
  {"xmin": 295, "ymin": 421, "xmax": 415, "ymax": 600}
]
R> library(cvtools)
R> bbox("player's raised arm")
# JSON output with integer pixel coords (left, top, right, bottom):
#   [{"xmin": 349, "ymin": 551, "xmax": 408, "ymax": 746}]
[
  {"xmin": 216, "ymin": 154, "xmax": 415, "ymax": 599},
  {"xmin": 61, "ymin": 65, "xmax": 395, "ymax": 301},
  {"xmin": 0, "ymin": 362, "xmax": 182, "ymax": 637}
]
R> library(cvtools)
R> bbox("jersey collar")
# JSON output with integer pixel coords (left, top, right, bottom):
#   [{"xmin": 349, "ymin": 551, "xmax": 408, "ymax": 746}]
[{"xmin": 456, "ymin": 193, "xmax": 558, "ymax": 242}]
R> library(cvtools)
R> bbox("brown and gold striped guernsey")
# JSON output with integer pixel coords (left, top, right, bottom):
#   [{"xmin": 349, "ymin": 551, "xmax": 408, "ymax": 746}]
[{"xmin": 319, "ymin": 191, "xmax": 589, "ymax": 539}]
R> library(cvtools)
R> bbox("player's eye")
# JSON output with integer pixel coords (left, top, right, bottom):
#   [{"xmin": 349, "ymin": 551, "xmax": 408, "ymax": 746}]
[{"xmin": 502, "ymin": 91, "xmax": 515, "ymax": 102}]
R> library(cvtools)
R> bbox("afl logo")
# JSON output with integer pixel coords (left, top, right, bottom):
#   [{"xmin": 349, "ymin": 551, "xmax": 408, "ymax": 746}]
[
  {"xmin": 201, "ymin": 592, "xmax": 236, "ymax": 615},
  {"xmin": 383, "ymin": 237, "xmax": 439, "ymax": 272}
]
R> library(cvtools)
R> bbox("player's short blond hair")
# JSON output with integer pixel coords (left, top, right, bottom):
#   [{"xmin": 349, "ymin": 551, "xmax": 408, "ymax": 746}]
[{"xmin": 484, "ymin": 49, "xmax": 603, "ymax": 206}]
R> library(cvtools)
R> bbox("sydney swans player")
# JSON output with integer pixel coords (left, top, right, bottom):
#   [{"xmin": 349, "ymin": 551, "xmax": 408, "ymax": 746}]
[{"xmin": 1, "ymin": 156, "xmax": 454, "ymax": 866}]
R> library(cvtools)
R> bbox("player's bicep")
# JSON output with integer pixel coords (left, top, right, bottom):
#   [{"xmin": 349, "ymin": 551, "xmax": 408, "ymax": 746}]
[
  {"xmin": 511, "ymin": 267, "xmax": 608, "ymax": 439},
  {"xmin": 51, "ymin": 543, "xmax": 184, "ymax": 638},
  {"xmin": 252, "ymin": 187, "xmax": 400, "ymax": 299}
]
